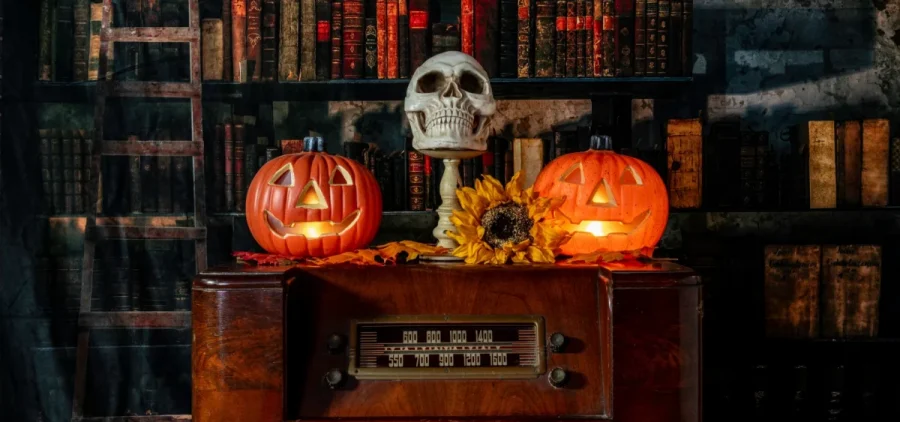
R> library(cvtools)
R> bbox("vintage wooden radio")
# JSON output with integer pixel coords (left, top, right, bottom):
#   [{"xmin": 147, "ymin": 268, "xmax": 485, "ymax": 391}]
[{"xmin": 192, "ymin": 262, "xmax": 701, "ymax": 422}]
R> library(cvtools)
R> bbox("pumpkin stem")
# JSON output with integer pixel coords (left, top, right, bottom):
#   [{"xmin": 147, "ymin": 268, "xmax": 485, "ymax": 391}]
[{"xmin": 589, "ymin": 135, "xmax": 613, "ymax": 151}]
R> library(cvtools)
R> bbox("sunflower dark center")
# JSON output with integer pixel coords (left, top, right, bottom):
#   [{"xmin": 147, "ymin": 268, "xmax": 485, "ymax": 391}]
[{"xmin": 480, "ymin": 202, "xmax": 533, "ymax": 248}]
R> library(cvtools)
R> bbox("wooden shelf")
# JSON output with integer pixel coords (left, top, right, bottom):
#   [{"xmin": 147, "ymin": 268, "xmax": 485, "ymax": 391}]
[{"xmin": 22, "ymin": 77, "xmax": 692, "ymax": 103}]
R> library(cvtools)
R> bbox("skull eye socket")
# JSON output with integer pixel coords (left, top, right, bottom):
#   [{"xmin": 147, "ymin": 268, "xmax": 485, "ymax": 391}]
[
  {"xmin": 416, "ymin": 71, "xmax": 445, "ymax": 93},
  {"xmin": 459, "ymin": 71, "xmax": 485, "ymax": 94}
]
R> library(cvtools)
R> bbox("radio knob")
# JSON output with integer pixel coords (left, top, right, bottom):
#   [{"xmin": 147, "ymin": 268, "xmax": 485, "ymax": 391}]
[
  {"xmin": 326, "ymin": 333, "xmax": 346, "ymax": 354},
  {"xmin": 549, "ymin": 332, "xmax": 567, "ymax": 353},
  {"xmin": 324, "ymin": 368, "xmax": 346, "ymax": 390},
  {"xmin": 548, "ymin": 367, "xmax": 569, "ymax": 388}
]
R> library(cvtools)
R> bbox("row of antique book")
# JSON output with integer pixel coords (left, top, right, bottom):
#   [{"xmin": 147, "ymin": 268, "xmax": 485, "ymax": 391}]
[
  {"xmin": 764, "ymin": 244, "xmax": 881, "ymax": 339},
  {"xmin": 35, "ymin": 0, "xmax": 693, "ymax": 82}
]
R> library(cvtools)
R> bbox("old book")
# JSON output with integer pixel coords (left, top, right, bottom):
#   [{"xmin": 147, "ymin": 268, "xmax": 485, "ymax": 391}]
[
  {"xmin": 591, "ymin": 0, "xmax": 601, "ymax": 75},
  {"xmin": 88, "ymin": 4, "xmax": 102, "ymax": 80},
  {"xmin": 656, "ymin": 0, "xmax": 669, "ymax": 74},
  {"xmin": 301, "ymin": 0, "xmax": 317, "ymax": 80},
  {"xmin": 343, "ymin": 0, "xmax": 365, "ymax": 78},
  {"xmin": 600, "ymin": 0, "xmax": 614, "ymax": 76},
  {"xmin": 475, "ymin": 0, "xmax": 499, "ymax": 77},
  {"xmin": 202, "ymin": 19, "xmax": 225, "ymax": 80},
  {"xmin": 500, "ymin": 0, "xmax": 518, "ymax": 78},
  {"xmin": 279, "ymin": 0, "xmax": 300, "ymax": 80},
  {"xmin": 331, "ymin": 0, "xmax": 343, "ymax": 78},
  {"xmin": 535, "ymin": 1, "xmax": 555, "ymax": 77},
  {"xmin": 39, "ymin": 0, "xmax": 53, "ymax": 80},
  {"xmin": 386, "ymin": 0, "xmax": 398, "ymax": 78},
  {"xmin": 806, "ymin": 120, "xmax": 836, "ymax": 209},
  {"xmin": 892, "ymin": 138, "xmax": 900, "ymax": 205},
  {"xmin": 668, "ymin": 0, "xmax": 681, "ymax": 75},
  {"xmin": 73, "ymin": 0, "xmax": 90, "ymax": 81},
  {"xmin": 822, "ymin": 245, "xmax": 881, "ymax": 338},
  {"xmin": 837, "ymin": 121, "xmax": 861, "ymax": 207},
  {"xmin": 575, "ymin": 0, "xmax": 585, "ymax": 77},
  {"xmin": 615, "ymin": 0, "xmax": 634, "ymax": 76},
  {"xmin": 376, "ymin": 0, "xmax": 387, "ymax": 78},
  {"xmin": 233, "ymin": 0, "xmax": 248, "ymax": 81},
  {"xmin": 224, "ymin": 123, "xmax": 235, "ymax": 211},
  {"xmin": 55, "ymin": 0, "xmax": 75, "ymax": 81},
  {"xmin": 461, "ymin": 0, "xmax": 475, "ymax": 55},
  {"xmin": 634, "ymin": 0, "xmax": 646, "ymax": 75},
  {"xmin": 397, "ymin": 0, "xmax": 409, "ymax": 78},
  {"xmin": 513, "ymin": 138, "xmax": 544, "ymax": 189},
  {"xmin": 222, "ymin": 0, "xmax": 233, "ymax": 81},
  {"xmin": 409, "ymin": 0, "xmax": 428, "ymax": 69},
  {"xmin": 666, "ymin": 118, "xmax": 702, "ymax": 208},
  {"xmin": 555, "ymin": 0, "xmax": 567, "ymax": 77},
  {"xmin": 646, "ymin": 0, "xmax": 657, "ymax": 75},
  {"xmin": 262, "ymin": 0, "xmax": 278, "ymax": 81},
  {"xmin": 246, "ymin": 0, "xmax": 263, "ymax": 81},
  {"xmin": 862, "ymin": 118, "xmax": 889, "ymax": 207},
  {"xmin": 364, "ymin": 0, "xmax": 377, "ymax": 77},
  {"xmin": 585, "ymin": 0, "xmax": 593, "ymax": 76},
  {"xmin": 431, "ymin": 23, "xmax": 460, "ymax": 55},
  {"xmin": 565, "ymin": 0, "xmax": 577, "ymax": 77},
  {"xmin": 681, "ymin": 0, "xmax": 692, "ymax": 75},
  {"xmin": 315, "ymin": 0, "xmax": 332, "ymax": 79},
  {"xmin": 234, "ymin": 124, "xmax": 246, "ymax": 211},
  {"xmin": 764, "ymin": 245, "xmax": 821, "ymax": 338},
  {"xmin": 408, "ymin": 149, "xmax": 425, "ymax": 210}
]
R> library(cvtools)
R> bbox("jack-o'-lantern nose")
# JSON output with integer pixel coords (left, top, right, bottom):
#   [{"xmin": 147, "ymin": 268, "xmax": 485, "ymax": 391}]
[
  {"xmin": 588, "ymin": 178, "xmax": 617, "ymax": 207},
  {"xmin": 296, "ymin": 180, "xmax": 329, "ymax": 209}
]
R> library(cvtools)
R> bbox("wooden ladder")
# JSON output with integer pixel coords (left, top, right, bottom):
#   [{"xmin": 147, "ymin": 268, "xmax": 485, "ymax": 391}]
[{"xmin": 73, "ymin": 0, "xmax": 205, "ymax": 420}]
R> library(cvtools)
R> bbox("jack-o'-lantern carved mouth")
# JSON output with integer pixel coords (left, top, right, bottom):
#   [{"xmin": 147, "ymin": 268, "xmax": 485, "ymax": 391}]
[
  {"xmin": 264, "ymin": 210, "xmax": 361, "ymax": 240},
  {"xmin": 560, "ymin": 210, "xmax": 651, "ymax": 237}
]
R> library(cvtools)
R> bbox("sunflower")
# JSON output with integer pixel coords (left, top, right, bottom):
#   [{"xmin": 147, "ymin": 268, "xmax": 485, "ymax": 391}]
[{"xmin": 446, "ymin": 172, "xmax": 571, "ymax": 264}]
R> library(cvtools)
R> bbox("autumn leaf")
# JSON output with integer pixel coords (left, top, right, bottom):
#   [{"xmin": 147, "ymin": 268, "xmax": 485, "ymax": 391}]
[
  {"xmin": 557, "ymin": 248, "xmax": 651, "ymax": 265},
  {"xmin": 377, "ymin": 241, "xmax": 448, "ymax": 262}
]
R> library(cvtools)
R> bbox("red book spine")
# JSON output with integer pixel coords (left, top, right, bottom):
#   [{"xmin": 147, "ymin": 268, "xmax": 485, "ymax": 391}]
[
  {"xmin": 331, "ymin": 0, "xmax": 343, "ymax": 78},
  {"xmin": 555, "ymin": 0, "xmax": 567, "ymax": 77},
  {"xmin": 585, "ymin": 0, "xmax": 593, "ymax": 76},
  {"xmin": 408, "ymin": 150, "xmax": 424, "ymax": 211},
  {"xmin": 247, "ymin": 0, "xmax": 263, "ymax": 81},
  {"xmin": 592, "ymin": 0, "xmax": 602, "ymax": 76},
  {"xmin": 316, "ymin": 0, "xmax": 332, "ymax": 79},
  {"xmin": 575, "ymin": 0, "xmax": 585, "ymax": 77},
  {"xmin": 517, "ymin": 0, "xmax": 532, "ymax": 78},
  {"xmin": 424, "ymin": 155, "xmax": 433, "ymax": 211},
  {"xmin": 634, "ymin": 0, "xmax": 646, "ymax": 75},
  {"xmin": 565, "ymin": 0, "xmax": 576, "ymax": 77},
  {"xmin": 398, "ymin": 0, "xmax": 409, "ymax": 78},
  {"xmin": 461, "ymin": 0, "xmax": 475, "ymax": 55},
  {"xmin": 343, "ymin": 0, "xmax": 364, "ymax": 78},
  {"xmin": 387, "ymin": 0, "xmax": 399, "ymax": 78},
  {"xmin": 224, "ymin": 122, "xmax": 234, "ymax": 211},
  {"xmin": 376, "ymin": 0, "xmax": 387, "ymax": 78},
  {"xmin": 475, "ymin": 0, "xmax": 499, "ymax": 77},
  {"xmin": 223, "ymin": 0, "xmax": 233, "ymax": 81},
  {"xmin": 262, "ymin": 0, "xmax": 277, "ymax": 81},
  {"xmin": 408, "ymin": 0, "xmax": 428, "ymax": 71},
  {"xmin": 234, "ymin": 124, "xmax": 246, "ymax": 211},
  {"xmin": 600, "ymin": 0, "xmax": 615, "ymax": 76}
]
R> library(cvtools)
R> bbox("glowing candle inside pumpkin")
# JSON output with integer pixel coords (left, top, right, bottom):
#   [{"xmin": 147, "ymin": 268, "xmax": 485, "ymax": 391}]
[{"xmin": 582, "ymin": 221, "xmax": 607, "ymax": 236}]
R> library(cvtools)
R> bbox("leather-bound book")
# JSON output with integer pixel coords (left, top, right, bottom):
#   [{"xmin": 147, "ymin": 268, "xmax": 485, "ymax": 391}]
[
  {"xmin": 364, "ymin": 0, "xmax": 378, "ymax": 77},
  {"xmin": 223, "ymin": 0, "xmax": 233, "ymax": 81},
  {"xmin": 262, "ymin": 0, "xmax": 278, "ymax": 81},
  {"xmin": 398, "ymin": 0, "xmax": 409, "ymax": 78},
  {"xmin": 233, "ymin": 0, "xmax": 248, "ymax": 81},
  {"xmin": 213, "ymin": 124, "xmax": 225, "ymax": 212},
  {"xmin": 666, "ymin": 118, "xmax": 702, "ymax": 208},
  {"xmin": 565, "ymin": 0, "xmax": 577, "ymax": 77},
  {"xmin": 224, "ymin": 122, "xmax": 235, "ymax": 211},
  {"xmin": 862, "ymin": 119, "xmax": 889, "ymax": 207},
  {"xmin": 805, "ymin": 120, "xmax": 836, "ymax": 209},
  {"xmin": 824, "ymin": 365, "xmax": 846, "ymax": 420},
  {"xmin": 535, "ymin": 1, "xmax": 555, "ymax": 77},
  {"xmin": 615, "ymin": 0, "xmax": 633, "ymax": 76},
  {"xmin": 475, "ymin": 0, "xmax": 499, "ymax": 77},
  {"xmin": 584, "ymin": 0, "xmax": 593, "ymax": 76},
  {"xmin": 600, "ymin": 0, "xmax": 614, "ymax": 76},
  {"xmin": 408, "ymin": 149, "xmax": 425, "ymax": 210},
  {"xmin": 575, "ymin": 0, "xmax": 585, "ymax": 77},
  {"xmin": 461, "ymin": 0, "xmax": 475, "ymax": 55},
  {"xmin": 822, "ymin": 245, "xmax": 881, "ymax": 338},
  {"xmin": 246, "ymin": 0, "xmax": 263, "ymax": 81},
  {"xmin": 343, "ymin": 0, "xmax": 365, "ymax": 78},
  {"xmin": 646, "ymin": 0, "xmax": 657, "ymax": 74},
  {"xmin": 836, "ymin": 121, "xmax": 861, "ymax": 207},
  {"xmin": 764, "ymin": 245, "xmax": 820, "ymax": 338},
  {"xmin": 39, "ymin": 0, "xmax": 53, "ymax": 81},
  {"xmin": 408, "ymin": 0, "xmax": 428, "ymax": 69},
  {"xmin": 431, "ymin": 23, "xmax": 459, "ymax": 56},
  {"xmin": 892, "ymin": 137, "xmax": 900, "ymax": 205},
  {"xmin": 499, "ymin": 0, "xmax": 518, "ymax": 78},
  {"xmin": 331, "ymin": 0, "xmax": 343, "ymax": 78},
  {"xmin": 376, "ymin": 0, "xmax": 387, "ymax": 78},
  {"xmin": 73, "ymin": 0, "xmax": 90, "ymax": 81},
  {"xmin": 555, "ymin": 0, "xmax": 567, "ymax": 77},
  {"xmin": 202, "ymin": 19, "xmax": 225, "ymax": 80},
  {"xmin": 669, "ymin": 0, "xmax": 681, "ymax": 75},
  {"xmin": 234, "ymin": 124, "xmax": 246, "ymax": 211},
  {"xmin": 517, "ymin": 0, "xmax": 533, "ymax": 78},
  {"xmin": 591, "ymin": 0, "xmax": 601, "ymax": 75},
  {"xmin": 55, "ymin": 0, "xmax": 75, "ymax": 81},
  {"xmin": 681, "ymin": 0, "xmax": 692, "ymax": 75},
  {"xmin": 316, "ymin": 0, "xmax": 332, "ymax": 79},
  {"xmin": 634, "ymin": 0, "xmax": 646, "ymax": 75},
  {"xmin": 656, "ymin": 0, "xmax": 668, "ymax": 75},
  {"xmin": 424, "ymin": 156, "xmax": 433, "ymax": 210},
  {"xmin": 301, "ymin": 0, "xmax": 317, "ymax": 80},
  {"xmin": 280, "ymin": 0, "xmax": 301, "ymax": 80},
  {"xmin": 386, "ymin": 0, "xmax": 398, "ymax": 78}
]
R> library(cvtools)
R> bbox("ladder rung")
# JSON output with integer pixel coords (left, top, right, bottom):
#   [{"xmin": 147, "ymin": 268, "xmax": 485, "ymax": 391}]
[
  {"xmin": 106, "ymin": 81, "xmax": 200, "ymax": 98},
  {"xmin": 78, "ymin": 311, "xmax": 191, "ymax": 329},
  {"xmin": 102, "ymin": 140, "xmax": 202, "ymax": 156},
  {"xmin": 105, "ymin": 27, "xmax": 199, "ymax": 43},
  {"xmin": 92, "ymin": 226, "xmax": 206, "ymax": 240}
]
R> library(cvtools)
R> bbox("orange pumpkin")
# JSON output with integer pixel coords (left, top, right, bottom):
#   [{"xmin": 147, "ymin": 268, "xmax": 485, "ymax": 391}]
[
  {"xmin": 533, "ymin": 136, "xmax": 668, "ymax": 255},
  {"xmin": 245, "ymin": 152, "xmax": 382, "ymax": 258}
]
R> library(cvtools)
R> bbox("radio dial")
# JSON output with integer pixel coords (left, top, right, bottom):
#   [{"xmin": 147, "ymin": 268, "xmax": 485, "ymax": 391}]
[
  {"xmin": 548, "ymin": 367, "xmax": 568, "ymax": 388},
  {"xmin": 549, "ymin": 332, "xmax": 567, "ymax": 353},
  {"xmin": 324, "ymin": 368, "xmax": 346, "ymax": 389},
  {"xmin": 326, "ymin": 333, "xmax": 346, "ymax": 354}
]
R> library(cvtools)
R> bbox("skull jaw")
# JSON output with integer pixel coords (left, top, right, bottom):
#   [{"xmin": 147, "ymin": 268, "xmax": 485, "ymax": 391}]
[{"xmin": 408, "ymin": 111, "xmax": 490, "ymax": 154}]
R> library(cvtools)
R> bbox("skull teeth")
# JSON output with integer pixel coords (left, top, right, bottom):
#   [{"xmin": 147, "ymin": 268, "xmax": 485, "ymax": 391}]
[{"xmin": 424, "ymin": 109, "xmax": 474, "ymax": 137}]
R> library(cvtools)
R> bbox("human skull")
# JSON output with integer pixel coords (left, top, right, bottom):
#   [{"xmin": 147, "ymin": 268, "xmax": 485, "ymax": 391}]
[{"xmin": 404, "ymin": 51, "xmax": 496, "ymax": 152}]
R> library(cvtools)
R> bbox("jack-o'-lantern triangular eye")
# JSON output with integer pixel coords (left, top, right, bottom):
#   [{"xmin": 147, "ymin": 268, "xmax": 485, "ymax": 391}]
[
  {"xmin": 620, "ymin": 166, "xmax": 643, "ymax": 185},
  {"xmin": 588, "ymin": 178, "xmax": 617, "ymax": 207},
  {"xmin": 268, "ymin": 163, "xmax": 295, "ymax": 187},
  {"xmin": 559, "ymin": 162, "xmax": 585, "ymax": 185},
  {"xmin": 329, "ymin": 165, "xmax": 353, "ymax": 186},
  {"xmin": 296, "ymin": 180, "xmax": 329, "ymax": 209}
]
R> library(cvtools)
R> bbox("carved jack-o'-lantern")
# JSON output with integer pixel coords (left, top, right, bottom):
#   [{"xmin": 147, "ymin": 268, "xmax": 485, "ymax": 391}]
[
  {"xmin": 245, "ymin": 152, "xmax": 382, "ymax": 258},
  {"xmin": 533, "ymin": 136, "xmax": 668, "ymax": 255}
]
